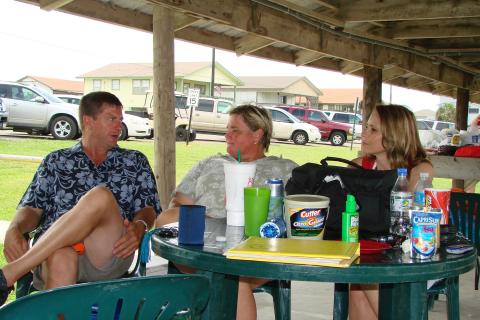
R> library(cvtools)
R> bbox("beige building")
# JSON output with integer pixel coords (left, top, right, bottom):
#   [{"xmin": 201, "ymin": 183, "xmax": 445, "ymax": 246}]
[
  {"xmin": 79, "ymin": 62, "xmax": 242, "ymax": 110},
  {"xmin": 17, "ymin": 76, "xmax": 83, "ymax": 95},
  {"xmin": 220, "ymin": 76, "xmax": 321, "ymax": 106}
]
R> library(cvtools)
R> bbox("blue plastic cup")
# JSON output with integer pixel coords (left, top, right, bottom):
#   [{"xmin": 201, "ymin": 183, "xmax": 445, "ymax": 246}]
[{"xmin": 178, "ymin": 205, "xmax": 206, "ymax": 245}]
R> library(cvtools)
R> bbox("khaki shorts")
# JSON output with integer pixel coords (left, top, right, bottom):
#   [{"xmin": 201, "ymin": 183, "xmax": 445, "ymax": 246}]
[{"xmin": 33, "ymin": 252, "xmax": 134, "ymax": 290}]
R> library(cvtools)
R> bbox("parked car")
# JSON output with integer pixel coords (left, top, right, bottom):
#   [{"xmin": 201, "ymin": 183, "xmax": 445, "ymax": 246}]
[
  {"xmin": 0, "ymin": 81, "xmax": 151, "ymax": 140},
  {"xmin": 0, "ymin": 81, "xmax": 81, "ymax": 139},
  {"xmin": 0, "ymin": 97, "xmax": 7, "ymax": 129},
  {"xmin": 120, "ymin": 113, "xmax": 152, "ymax": 140},
  {"xmin": 416, "ymin": 119, "xmax": 443, "ymax": 148},
  {"xmin": 422, "ymin": 120, "xmax": 455, "ymax": 131},
  {"xmin": 263, "ymin": 106, "xmax": 322, "ymax": 145},
  {"xmin": 274, "ymin": 105, "xmax": 353, "ymax": 146},
  {"xmin": 173, "ymin": 93, "xmax": 234, "ymax": 141},
  {"xmin": 324, "ymin": 111, "xmax": 363, "ymax": 136},
  {"xmin": 55, "ymin": 94, "xmax": 82, "ymax": 105}
]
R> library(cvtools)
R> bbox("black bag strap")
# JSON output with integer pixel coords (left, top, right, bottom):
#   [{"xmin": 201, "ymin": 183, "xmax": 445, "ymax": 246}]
[{"xmin": 320, "ymin": 157, "xmax": 363, "ymax": 169}]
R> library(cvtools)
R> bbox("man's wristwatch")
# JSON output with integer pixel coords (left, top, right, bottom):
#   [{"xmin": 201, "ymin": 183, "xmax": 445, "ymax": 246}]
[{"xmin": 134, "ymin": 219, "xmax": 149, "ymax": 232}]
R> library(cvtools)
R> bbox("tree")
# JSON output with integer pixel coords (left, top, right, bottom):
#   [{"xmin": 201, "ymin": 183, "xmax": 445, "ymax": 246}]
[{"xmin": 436, "ymin": 103, "xmax": 456, "ymax": 121}]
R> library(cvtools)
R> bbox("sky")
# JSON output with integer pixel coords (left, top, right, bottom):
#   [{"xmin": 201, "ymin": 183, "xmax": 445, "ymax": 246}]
[{"xmin": 0, "ymin": 0, "xmax": 443, "ymax": 112}]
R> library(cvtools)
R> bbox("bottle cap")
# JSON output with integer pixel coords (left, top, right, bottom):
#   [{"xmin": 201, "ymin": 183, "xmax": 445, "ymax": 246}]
[
  {"xmin": 259, "ymin": 222, "xmax": 281, "ymax": 238},
  {"xmin": 419, "ymin": 172, "xmax": 429, "ymax": 179},
  {"xmin": 397, "ymin": 168, "xmax": 407, "ymax": 176},
  {"xmin": 345, "ymin": 194, "xmax": 357, "ymax": 213}
]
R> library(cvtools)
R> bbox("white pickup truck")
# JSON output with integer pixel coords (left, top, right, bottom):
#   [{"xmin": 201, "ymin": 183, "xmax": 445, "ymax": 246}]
[{"xmin": 174, "ymin": 94, "xmax": 235, "ymax": 141}]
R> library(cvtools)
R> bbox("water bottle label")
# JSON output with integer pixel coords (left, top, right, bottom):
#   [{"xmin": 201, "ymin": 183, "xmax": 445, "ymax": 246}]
[{"xmin": 391, "ymin": 192, "xmax": 413, "ymax": 213}]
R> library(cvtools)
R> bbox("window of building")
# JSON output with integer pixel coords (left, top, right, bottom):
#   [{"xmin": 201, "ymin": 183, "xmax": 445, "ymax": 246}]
[
  {"xmin": 112, "ymin": 79, "xmax": 120, "ymax": 90},
  {"xmin": 194, "ymin": 84, "xmax": 207, "ymax": 95},
  {"xmin": 93, "ymin": 79, "xmax": 101, "ymax": 91},
  {"xmin": 183, "ymin": 83, "xmax": 190, "ymax": 94},
  {"xmin": 132, "ymin": 79, "xmax": 150, "ymax": 95}
]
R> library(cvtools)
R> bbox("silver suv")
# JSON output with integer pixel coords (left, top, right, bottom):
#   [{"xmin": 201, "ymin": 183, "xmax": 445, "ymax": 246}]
[{"xmin": 0, "ymin": 81, "xmax": 80, "ymax": 139}]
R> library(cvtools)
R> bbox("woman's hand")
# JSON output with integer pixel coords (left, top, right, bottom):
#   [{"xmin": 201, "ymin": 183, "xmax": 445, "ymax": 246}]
[{"xmin": 171, "ymin": 192, "xmax": 195, "ymax": 207}]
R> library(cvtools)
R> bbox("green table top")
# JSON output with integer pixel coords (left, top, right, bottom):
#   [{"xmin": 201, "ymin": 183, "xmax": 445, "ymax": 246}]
[{"xmin": 151, "ymin": 218, "xmax": 476, "ymax": 284}]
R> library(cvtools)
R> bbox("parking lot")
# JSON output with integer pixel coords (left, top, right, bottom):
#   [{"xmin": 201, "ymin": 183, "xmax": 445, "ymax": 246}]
[{"xmin": 0, "ymin": 128, "xmax": 360, "ymax": 148}]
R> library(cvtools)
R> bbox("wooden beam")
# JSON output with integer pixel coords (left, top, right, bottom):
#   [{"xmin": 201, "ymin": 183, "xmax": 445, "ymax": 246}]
[
  {"xmin": 338, "ymin": 0, "xmax": 480, "ymax": 22},
  {"xmin": 311, "ymin": 0, "xmax": 339, "ymax": 12},
  {"xmin": 382, "ymin": 66, "xmax": 408, "ymax": 81},
  {"xmin": 340, "ymin": 60, "xmax": 363, "ymax": 74},
  {"xmin": 174, "ymin": 12, "xmax": 199, "ymax": 31},
  {"xmin": 153, "ymin": 5, "xmax": 176, "ymax": 210},
  {"xmin": 383, "ymin": 19, "xmax": 480, "ymax": 39},
  {"xmin": 234, "ymin": 34, "xmax": 276, "ymax": 56},
  {"xmin": 39, "ymin": 0, "xmax": 73, "ymax": 11},
  {"xmin": 32, "ymin": 0, "xmax": 153, "ymax": 32},
  {"xmin": 294, "ymin": 50, "xmax": 327, "ymax": 66},
  {"xmin": 149, "ymin": 0, "xmax": 477, "ymax": 92},
  {"xmin": 268, "ymin": 0, "xmax": 344, "ymax": 27}
]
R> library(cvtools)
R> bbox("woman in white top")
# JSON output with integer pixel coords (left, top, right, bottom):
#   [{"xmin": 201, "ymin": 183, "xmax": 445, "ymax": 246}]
[{"xmin": 157, "ymin": 104, "xmax": 297, "ymax": 320}]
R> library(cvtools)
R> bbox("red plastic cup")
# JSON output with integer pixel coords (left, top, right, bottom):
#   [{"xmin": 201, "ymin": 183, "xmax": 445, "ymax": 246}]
[{"xmin": 425, "ymin": 188, "xmax": 451, "ymax": 224}]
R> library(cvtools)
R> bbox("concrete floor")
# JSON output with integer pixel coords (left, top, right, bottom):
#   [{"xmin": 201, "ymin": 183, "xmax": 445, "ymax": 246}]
[{"xmin": 147, "ymin": 255, "xmax": 479, "ymax": 319}]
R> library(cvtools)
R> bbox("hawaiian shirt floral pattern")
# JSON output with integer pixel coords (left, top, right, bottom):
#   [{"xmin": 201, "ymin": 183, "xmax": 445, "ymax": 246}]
[{"xmin": 19, "ymin": 143, "xmax": 161, "ymax": 237}]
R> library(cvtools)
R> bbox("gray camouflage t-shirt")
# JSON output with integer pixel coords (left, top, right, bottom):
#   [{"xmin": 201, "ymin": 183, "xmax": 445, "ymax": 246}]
[{"xmin": 175, "ymin": 154, "xmax": 298, "ymax": 218}]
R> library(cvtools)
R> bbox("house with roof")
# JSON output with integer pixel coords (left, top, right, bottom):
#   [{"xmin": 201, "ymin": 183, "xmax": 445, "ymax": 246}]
[
  {"xmin": 17, "ymin": 76, "xmax": 83, "ymax": 95},
  {"xmin": 79, "ymin": 62, "xmax": 242, "ymax": 110},
  {"xmin": 316, "ymin": 88, "xmax": 363, "ymax": 113},
  {"xmin": 220, "ymin": 76, "xmax": 321, "ymax": 106}
]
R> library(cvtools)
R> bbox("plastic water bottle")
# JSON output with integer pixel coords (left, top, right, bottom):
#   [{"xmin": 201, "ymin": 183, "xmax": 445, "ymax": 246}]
[
  {"xmin": 390, "ymin": 168, "xmax": 413, "ymax": 237},
  {"xmin": 260, "ymin": 179, "xmax": 287, "ymax": 238},
  {"xmin": 413, "ymin": 172, "xmax": 432, "ymax": 207}
]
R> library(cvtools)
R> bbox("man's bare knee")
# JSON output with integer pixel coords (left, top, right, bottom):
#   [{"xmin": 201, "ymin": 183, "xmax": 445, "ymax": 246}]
[
  {"xmin": 80, "ymin": 186, "xmax": 119, "ymax": 217},
  {"xmin": 46, "ymin": 247, "xmax": 78, "ymax": 275},
  {"xmin": 43, "ymin": 247, "xmax": 78, "ymax": 288}
]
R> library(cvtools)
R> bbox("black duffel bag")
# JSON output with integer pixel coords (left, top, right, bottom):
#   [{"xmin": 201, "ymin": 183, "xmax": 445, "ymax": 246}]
[{"xmin": 285, "ymin": 157, "xmax": 398, "ymax": 240}]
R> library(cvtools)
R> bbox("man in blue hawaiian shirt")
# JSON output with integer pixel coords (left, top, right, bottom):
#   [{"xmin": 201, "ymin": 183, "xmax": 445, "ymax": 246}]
[{"xmin": 0, "ymin": 91, "xmax": 161, "ymax": 305}]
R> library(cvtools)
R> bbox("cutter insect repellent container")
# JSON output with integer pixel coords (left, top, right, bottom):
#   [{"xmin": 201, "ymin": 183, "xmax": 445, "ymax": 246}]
[
  {"xmin": 342, "ymin": 194, "xmax": 359, "ymax": 242},
  {"xmin": 283, "ymin": 194, "xmax": 329, "ymax": 239}
]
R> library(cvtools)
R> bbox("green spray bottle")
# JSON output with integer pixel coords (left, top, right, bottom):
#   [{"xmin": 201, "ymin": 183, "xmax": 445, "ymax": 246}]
[{"xmin": 342, "ymin": 194, "xmax": 359, "ymax": 242}]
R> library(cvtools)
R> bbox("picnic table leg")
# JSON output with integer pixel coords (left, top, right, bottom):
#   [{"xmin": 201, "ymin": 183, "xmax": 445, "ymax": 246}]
[
  {"xmin": 197, "ymin": 270, "xmax": 239, "ymax": 320},
  {"xmin": 446, "ymin": 276, "xmax": 460, "ymax": 320},
  {"xmin": 379, "ymin": 282, "xmax": 428, "ymax": 320},
  {"xmin": 333, "ymin": 283, "xmax": 349, "ymax": 320}
]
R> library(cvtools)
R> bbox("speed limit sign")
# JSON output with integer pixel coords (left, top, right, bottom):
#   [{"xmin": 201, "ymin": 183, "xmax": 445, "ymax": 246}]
[{"xmin": 187, "ymin": 88, "xmax": 200, "ymax": 107}]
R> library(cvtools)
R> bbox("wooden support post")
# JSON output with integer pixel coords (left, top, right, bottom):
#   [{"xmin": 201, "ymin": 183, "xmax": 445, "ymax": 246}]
[
  {"xmin": 362, "ymin": 66, "xmax": 382, "ymax": 119},
  {"xmin": 455, "ymin": 88, "xmax": 469, "ymax": 131},
  {"xmin": 153, "ymin": 5, "xmax": 175, "ymax": 210},
  {"xmin": 452, "ymin": 87, "xmax": 470, "ymax": 190}
]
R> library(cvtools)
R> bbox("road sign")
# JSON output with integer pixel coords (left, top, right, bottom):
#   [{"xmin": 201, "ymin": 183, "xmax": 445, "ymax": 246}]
[{"xmin": 187, "ymin": 88, "xmax": 200, "ymax": 107}]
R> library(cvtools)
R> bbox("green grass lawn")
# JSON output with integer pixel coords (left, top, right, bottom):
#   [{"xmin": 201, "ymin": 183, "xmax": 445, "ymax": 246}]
[{"xmin": 0, "ymin": 137, "xmax": 477, "ymax": 222}]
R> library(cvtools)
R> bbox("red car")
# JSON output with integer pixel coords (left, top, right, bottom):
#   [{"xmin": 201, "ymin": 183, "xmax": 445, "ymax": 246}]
[{"xmin": 275, "ymin": 105, "xmax": 353, "ymax": 146}]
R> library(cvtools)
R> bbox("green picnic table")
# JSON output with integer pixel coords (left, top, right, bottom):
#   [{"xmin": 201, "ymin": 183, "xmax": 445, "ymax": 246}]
[{"xmin": 151, "ymin": 218, "xmax": 476, "ymax": 320}]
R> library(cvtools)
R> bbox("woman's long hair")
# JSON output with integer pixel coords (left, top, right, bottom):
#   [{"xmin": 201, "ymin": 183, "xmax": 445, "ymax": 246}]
[{"xmin": 375, "ymin": 104, "xmax": 429, "ymax": 171}]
